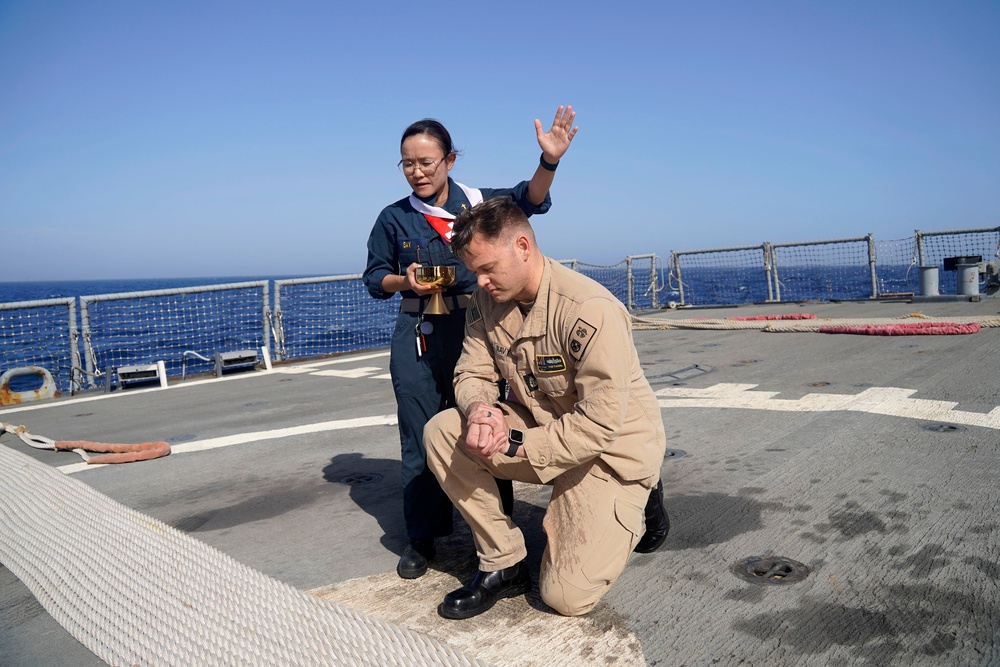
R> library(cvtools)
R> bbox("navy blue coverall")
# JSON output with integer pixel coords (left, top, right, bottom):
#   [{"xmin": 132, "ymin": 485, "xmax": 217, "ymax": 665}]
[{"xmin": 363, "ymin": 177, "xmax": 551, "ymax": 541}]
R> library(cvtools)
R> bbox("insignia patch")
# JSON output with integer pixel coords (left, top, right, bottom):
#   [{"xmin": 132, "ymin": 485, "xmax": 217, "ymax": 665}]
[
  {"xmin": 402, "ymin": 241, "xmax": 412, "ymax": 249},
  {"xmin": 569, "ymin": 318, "xmax": 597, "ymax": 361},
  {"xmin": 466, "ymin": 299, "xmax": 482, "ymax": 327},
  {"xmin": 523, "ymin": 373, "xmax": 539, "ymax": 391},
  {"xmin": 535, "ymin": 354, "xmax": 566, "ymax": 374}
]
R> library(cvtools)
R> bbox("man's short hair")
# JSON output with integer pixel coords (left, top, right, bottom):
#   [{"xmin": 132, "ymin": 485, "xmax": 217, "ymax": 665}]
[{"xmin": 451, "ymin": 197, "xmax": 531, "ymax": 258}]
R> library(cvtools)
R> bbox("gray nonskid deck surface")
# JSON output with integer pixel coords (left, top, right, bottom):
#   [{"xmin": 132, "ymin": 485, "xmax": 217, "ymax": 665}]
[{"xmin": 2, "ymin": 300, "xmax": 998, "ymax": 666}]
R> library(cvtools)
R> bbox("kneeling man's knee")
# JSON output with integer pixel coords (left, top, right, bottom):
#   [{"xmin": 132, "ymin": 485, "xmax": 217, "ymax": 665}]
[
  {"xmin": 539, "ymin": 569, "xmax": 605, "ymax": 617},
  {"xmin": 423, "ymin": 408, "xmax": 464, "ymax": 459}
]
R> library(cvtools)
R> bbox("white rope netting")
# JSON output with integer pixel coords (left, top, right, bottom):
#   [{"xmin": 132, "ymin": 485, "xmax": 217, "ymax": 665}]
[{"xmin": 0, "ymin": 444, "xmax": 491, "ymax": 667}]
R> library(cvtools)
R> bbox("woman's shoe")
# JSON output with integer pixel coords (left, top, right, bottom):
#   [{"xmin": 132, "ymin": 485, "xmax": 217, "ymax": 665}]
[{"xmin": 397, "ymin": 538, "xmax": 436, "ymax": 579}]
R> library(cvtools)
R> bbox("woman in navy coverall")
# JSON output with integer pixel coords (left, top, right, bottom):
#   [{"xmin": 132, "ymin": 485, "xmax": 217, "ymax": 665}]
[{"xmin": 363, "ymin": 107, "xmax": 579, "ymax": 579}]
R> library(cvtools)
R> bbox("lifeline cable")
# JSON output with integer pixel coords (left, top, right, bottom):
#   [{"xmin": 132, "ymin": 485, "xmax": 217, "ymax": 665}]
[{"xmin": 0, "ymin": 443, "xmax": 491, "ymax": 667}]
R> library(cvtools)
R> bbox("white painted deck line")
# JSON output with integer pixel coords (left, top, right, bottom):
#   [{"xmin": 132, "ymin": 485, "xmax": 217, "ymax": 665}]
[
  {"xmin": 657, "ymin": 383, "xmax": 1000, "ymax": 430},
  {"xmin": 57, "ymin": 413, "xmax": 398, "ymax": 475},
  {"xmin": 55, "ymin": 382, "xmax": 1000, "ymax": 475}
]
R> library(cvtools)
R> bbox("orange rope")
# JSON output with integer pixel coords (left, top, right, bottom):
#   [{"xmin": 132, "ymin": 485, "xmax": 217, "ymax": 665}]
[
  {"xmin": 817, "ymin": 322, "xmax": 981, "ymax": 336},
  {"xmin": 54, "ymin": 440, "xmax": 171, "ymax": 464},
  {"xmin": 2, "ymin": 422, "xmax": 171, "ymax": 464}
]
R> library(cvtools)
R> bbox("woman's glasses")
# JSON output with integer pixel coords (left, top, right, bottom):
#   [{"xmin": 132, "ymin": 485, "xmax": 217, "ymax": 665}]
[{"xmin": 397, "ymin": 156, "xmax": 445, "ymax": 175}]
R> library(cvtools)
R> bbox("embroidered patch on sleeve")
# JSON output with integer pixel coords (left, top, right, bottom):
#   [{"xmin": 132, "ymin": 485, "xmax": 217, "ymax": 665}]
[
  {"xmin": 466, "ymin": 298, "xmax": 483, "ymax": 327},
  {"xmin": 569, "ymin": 318, "xmax": 597, "ymax": 361},
  {"xmin": 535, "ymin": 354, "xmax": 567, "ymax": 373}
]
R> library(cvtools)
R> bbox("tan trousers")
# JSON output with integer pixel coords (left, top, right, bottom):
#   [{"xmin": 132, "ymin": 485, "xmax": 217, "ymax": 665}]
[{"xmin": 424, "ymin": 404, "xmax": 652, "ymax": 616}]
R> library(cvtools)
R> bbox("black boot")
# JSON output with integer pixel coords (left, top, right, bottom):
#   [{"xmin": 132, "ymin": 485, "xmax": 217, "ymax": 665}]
[
  {"xmin": 397, "ymin": 538, "xmax": 436, "ymax": 579},
  {"xmin": 438, "ymin": 560, "xmax": 530, "ymax": 619},
  {"xmin": 634, "ymin": 480, "xmax": 669, "ymax": 553}
]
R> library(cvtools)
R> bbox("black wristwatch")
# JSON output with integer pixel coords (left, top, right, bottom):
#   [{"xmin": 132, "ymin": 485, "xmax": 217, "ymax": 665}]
[{"xmin": 506, "ymin": 428, "xmax": 524, "ymax": 457}]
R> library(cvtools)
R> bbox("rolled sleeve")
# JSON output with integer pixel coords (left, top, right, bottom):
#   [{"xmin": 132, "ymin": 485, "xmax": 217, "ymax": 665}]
[{"xmin": 482, "ymin": 182, "xmax": 551, "ymax": 217}]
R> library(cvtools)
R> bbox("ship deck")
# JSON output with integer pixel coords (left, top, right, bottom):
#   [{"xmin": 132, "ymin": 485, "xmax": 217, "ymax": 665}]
[{"xmin": 2, "ymin": 298, "xmax": 999, "ymax": 666}]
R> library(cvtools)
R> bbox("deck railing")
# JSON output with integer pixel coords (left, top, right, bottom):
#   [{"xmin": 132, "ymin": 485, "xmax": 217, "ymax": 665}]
[
  {"xmin": 78, "ymin": 282, "xmax": 269, "ymax": 389},
  {"xmin": 669, "ymin": 226, "xmax": 999, "ymax": 306},
  {"xmin": 557, "ymin": 255, "xmax": 661, "ymax": 310},
  {"xmin": 271, "ymin": 275, "xmax": 397, "ymax": 362},
  {"xmin": 2, "ymin": 227, "xmax": 997, "ymax": 393},
  {"xmin": 0, "ymin": 298, "xmax": 81, "ymax": 395}
]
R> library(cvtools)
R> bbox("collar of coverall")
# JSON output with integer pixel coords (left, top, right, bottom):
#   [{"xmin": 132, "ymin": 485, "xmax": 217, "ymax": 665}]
[
  {"xmin": 496, "ymin": 257, "xmax": 553, "ymax": 339},
  {"xmin": 408, "ymin": 179, "xmax": 483, "ymax": 219}
]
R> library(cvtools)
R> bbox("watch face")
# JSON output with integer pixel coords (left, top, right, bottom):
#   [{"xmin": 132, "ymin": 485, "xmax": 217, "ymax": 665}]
[{"xmin": 509, "ymin": 428, "xmax": 524, "ymax": 445}]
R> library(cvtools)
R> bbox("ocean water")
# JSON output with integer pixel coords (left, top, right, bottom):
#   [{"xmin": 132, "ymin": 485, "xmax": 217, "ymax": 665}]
[
  {"xmin": 0, "ymin": 264, "xmax": 952, "ymax": 395},
  {"xmin": 0, "ymin": 261, "xmax": 950, "ymax": 309},
  {"xmin": 6, "ymin": 219, "xmax": 996, "ymax": 395}
]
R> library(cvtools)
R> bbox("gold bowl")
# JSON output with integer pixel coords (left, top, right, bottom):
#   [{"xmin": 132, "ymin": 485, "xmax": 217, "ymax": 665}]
[{"xmin": 414, "ymin": 266, "xmax": 457, "ymax": 314}]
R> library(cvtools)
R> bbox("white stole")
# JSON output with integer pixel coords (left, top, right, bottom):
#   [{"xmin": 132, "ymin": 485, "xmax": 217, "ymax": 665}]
[{"xmin": 408, "ymin": 182, "xmax": 484, "ymax": 230}]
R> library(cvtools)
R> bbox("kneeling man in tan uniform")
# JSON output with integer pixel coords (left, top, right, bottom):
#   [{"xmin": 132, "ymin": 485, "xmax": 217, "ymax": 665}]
[{"xmin": 424, "ymin": 196, "xmax": 668, "ymax": 619}]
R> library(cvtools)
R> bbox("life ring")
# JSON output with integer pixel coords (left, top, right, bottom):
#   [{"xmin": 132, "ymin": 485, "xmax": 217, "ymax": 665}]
[{"xmin": 0, "ymin": 366, "xmax": 60, "ymax": 406}]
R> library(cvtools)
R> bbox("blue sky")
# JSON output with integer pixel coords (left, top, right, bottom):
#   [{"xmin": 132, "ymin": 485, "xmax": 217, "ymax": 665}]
[{"xmin": 1, "ymin": 1, "xmax": 997, "ymax": 280}]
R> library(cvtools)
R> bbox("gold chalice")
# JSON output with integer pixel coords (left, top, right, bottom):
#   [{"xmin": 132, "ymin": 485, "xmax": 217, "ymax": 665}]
[{"xmin": 415, "ymin": 266, "xmax": 457, "ymax": 315}]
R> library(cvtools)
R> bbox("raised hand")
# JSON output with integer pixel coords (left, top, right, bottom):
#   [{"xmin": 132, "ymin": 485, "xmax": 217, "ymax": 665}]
[{"xmin": 534, "ymin": 105, "xmax": 579, "ymax": 163}]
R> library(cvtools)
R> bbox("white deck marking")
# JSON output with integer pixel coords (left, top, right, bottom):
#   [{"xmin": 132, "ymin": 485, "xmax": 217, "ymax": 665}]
[
  {"xmin": 53, "ymin": 381, "xmax": 996, "ymax": 475},
  {"xmin": 657, "ymin": 383, "xmax": 1000, "ymax": 430},
  {"xmin": 57, "ymin": 413, "xmax": 397, "ymax": 475},
  {"xmin": 309, "ymin": 367, "xmax": 385, "ymax": 378},
  {"xmin": 285, "ymin": 351, "xmax": 390, "ymax": 368},
  {"xmin": 271, "ymin": 365, "xmax": 390, "ymax": 379}
]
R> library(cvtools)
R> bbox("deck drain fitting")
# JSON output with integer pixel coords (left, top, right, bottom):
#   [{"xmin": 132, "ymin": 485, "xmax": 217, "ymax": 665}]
[
  {"xmin": 922, "ymin": 423, "xmax": 966, "ymax": 433},
  {"xmin": 336, "ymin": 472, "xmax": 383, "ymax": 486},
  {"xmin": 808, "ymin": 381, "xmax": 832, "ymax": 387},
  {"xmin": 664, "ymin": 448, "xmax": 687, "ymax": 460},
  {"xmin": 732, "ymin": 556, "xmax": 809, "ymax": 585}
]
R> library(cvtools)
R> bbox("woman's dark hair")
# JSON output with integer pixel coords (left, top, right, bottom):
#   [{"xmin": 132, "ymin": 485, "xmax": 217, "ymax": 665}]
[{"xmin": 400, "ymin": 119, "xmax": 458, "ymax": 157}]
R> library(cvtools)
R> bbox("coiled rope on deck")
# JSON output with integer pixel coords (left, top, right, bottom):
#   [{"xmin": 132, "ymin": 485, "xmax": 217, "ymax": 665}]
[
  {"xmin": 2, "ymin": 422, "xmax": 171, "ymax": 464},
  {"xmin": 0, "ymin": 444, "xmax": 490, "ymax": 667},
  {"xmin": 631, "ymin": 312, "xmax": 1000, "ymax": 334}
]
